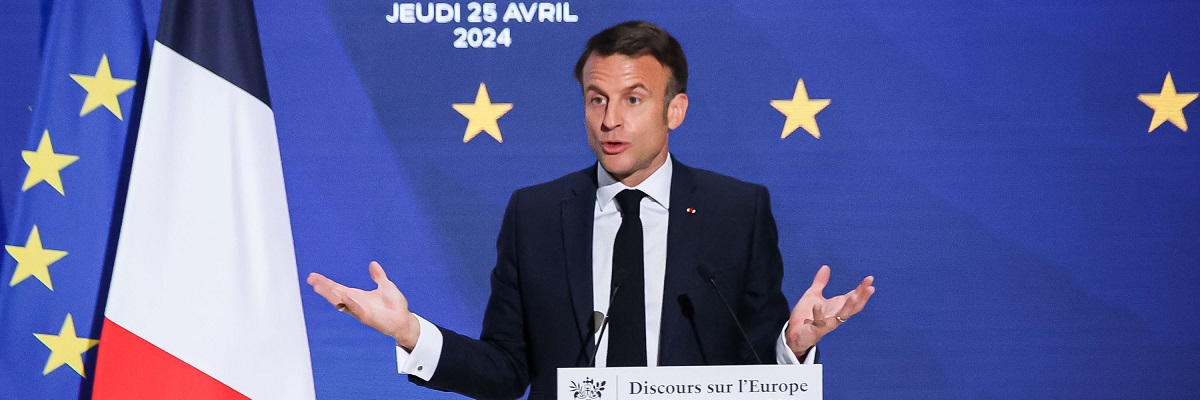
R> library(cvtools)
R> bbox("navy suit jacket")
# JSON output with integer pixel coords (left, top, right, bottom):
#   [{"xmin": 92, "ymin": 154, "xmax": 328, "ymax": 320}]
[{"xmin": 412, "ymin": 159, "xmax": 792, "ymax": 399}]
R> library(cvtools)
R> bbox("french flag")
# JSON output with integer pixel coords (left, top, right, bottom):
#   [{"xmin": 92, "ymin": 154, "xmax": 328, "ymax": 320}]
[{"xmin": 92, "ymin": 0, "xmax": 315, "ymax": 398}]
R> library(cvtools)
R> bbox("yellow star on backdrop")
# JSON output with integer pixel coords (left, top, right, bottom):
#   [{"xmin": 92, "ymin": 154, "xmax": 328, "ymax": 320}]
[
  {"xmin": 1138, "ymin": 72, "xmax": 1197, "ymax": 132},
  {"xmin": 453, "ymin": 82, "xmax": 513, "ymax": 143},
  {"xmin": 22, "ymin": 130, "xmax": 79, "ymax": 195},
  {"xmin": 771, "ymin": 79, "xmax": 831, "ymax": 139},
  {"xmin": 34, "ymin": 314, "xmax": 99, "ymax": 377},
  {"xmin": 70, "ymin": 54, "xmax": 136, "ymax": 120},
  {"xmin": 6, "ymin": 226, "xmax": 68, "ymax": 290}
]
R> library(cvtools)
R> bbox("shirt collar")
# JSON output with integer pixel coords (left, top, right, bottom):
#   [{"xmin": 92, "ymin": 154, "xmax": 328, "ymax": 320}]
[{"xmin": 596, "ymin": 154, "xmax": 673, "ymax": 212}]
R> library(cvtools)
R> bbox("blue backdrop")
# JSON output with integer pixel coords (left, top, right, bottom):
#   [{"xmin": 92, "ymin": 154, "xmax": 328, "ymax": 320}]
[{"xmin": 3, "ymin": 0, "xmax": 1199, "ymax": 398}]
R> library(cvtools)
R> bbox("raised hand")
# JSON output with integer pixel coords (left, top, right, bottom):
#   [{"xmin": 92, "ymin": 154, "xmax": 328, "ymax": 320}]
[
  {"xmin": 307, "ymin": 261, "xmax": 422, "ymax": 350},
  {"xmin": 784, "ymin": 265, "xmax": 875, "ymax": 359}
]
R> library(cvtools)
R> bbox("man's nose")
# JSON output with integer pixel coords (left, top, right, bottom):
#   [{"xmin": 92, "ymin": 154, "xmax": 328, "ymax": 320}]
[{"xmin": 601, "ymin": 104, "xmax": 621, "ymax": 131}]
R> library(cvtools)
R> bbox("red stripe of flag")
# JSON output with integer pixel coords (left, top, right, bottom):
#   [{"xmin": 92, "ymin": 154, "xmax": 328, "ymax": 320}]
[{"xmin": 92, "ymin": 319, "xmax": 249, "ymax": 399}]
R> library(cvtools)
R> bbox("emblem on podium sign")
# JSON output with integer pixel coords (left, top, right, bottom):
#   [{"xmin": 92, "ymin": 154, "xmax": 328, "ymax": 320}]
[{"xmin": 569, "ymin": 377, "xmax": 606, "ymax": 399}]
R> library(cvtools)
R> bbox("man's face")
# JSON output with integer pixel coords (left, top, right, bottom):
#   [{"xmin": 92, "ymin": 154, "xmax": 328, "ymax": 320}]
[{"xmin": 581, "ymin": 53, "xmax": 687, "ymax": 186}]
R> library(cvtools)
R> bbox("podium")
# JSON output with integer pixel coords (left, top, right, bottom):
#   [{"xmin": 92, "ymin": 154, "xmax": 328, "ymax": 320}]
[{"xmin": 558, "ymin": 364, "xmax": 821, "ymax": 399}]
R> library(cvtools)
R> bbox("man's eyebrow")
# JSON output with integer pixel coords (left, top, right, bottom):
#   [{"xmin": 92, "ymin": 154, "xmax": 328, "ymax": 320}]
[
  {"xmin": 622, "ymin": 83, "xmax": 649, "ymax": 93},
  {"xmin": 584, "ymin": 84, "xmax": 606, "ymax": 95},
  {"xmin": 584, "ymin": 83, "xmax": 650, "ymax": 95}
]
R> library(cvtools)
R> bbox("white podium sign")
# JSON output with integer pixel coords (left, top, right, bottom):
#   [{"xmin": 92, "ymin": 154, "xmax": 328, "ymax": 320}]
[{"xmin": 557, "ymin": 364, "xmax": 822, "ymax": 399}]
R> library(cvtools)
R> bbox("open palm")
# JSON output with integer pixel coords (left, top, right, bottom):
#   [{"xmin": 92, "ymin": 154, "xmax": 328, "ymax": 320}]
[
  {"xmin": 307, "ymin": 261, "xmax": 421, "ymax": 349},
  {"xmin": 785, "ymin": 265, "xmax": 875, "ymax": 358}
]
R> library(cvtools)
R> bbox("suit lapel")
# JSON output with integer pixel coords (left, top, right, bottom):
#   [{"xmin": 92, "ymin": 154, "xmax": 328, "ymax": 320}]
[
  {"xmin": 562, "ymin": 166, "xmax": 598, "ymax": 356},
  {"xmin": 659, "ymin": 159, "xmax": 702, "ymax": 360}
]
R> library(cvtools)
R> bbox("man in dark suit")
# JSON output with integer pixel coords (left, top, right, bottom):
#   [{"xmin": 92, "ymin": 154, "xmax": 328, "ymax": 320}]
[{"xmin": 308, "ymin": 21, "xmax": 875, "ymax": 400}]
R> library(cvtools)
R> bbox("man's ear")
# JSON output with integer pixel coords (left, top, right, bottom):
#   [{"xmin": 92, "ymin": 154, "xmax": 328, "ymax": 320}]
[{"xmin": 667, "ymin": 92, "xmax": 688, "ymax": 130}]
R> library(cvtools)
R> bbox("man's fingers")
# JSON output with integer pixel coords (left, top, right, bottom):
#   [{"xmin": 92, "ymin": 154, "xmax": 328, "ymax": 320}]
[
  {"xmin": 337, "ymin": 295, "xmax": 367, "ymax": 317},
  {"xmin": 307, "ymin": 272, "xmax": 348, "ymax": 304},
  {"xmin": 808, "ymin": 302, "xmax": 840, "ymax": 339},
  {"xmin": 369, "ymin": 261, "xmax": 405, "ymax": 294},
  {"xmin": 307, "ymin": 272, "xmax": 333, "ymax": 289},
  {"xmin": 308, "ymin": 272, "xmax": 346, "ymax": 295},
  {"xmin": 810, "ymin": 303, "xmax": 825, "ymax": 328},
  {"xmin": 820, "ymin": 314, "xmax": 841, "ymax": 334},
  {"xmin": 853, "ymin": 285, "xmax": 876, "ymax": 314},
  {"xmin": 788, "ymin": 272, "xmax": 872, "ymax": 351},
  {"xmin": 307, "ymin": 271, "xmax": 378, "ymax": 316},
  {"xmin": 368, "ymin": 261, "xmax": 390, "ymax": 285},
  {"xmin": 840, "ymin": 277, "xmax": 876, "ymax": 317},
  {"xmin": 856, "ymin": 275, "xmax": 874, "ymax": 291},
  {"xmin": 806, "ymin": 265, "xmax": 831, "ymax": 295}
]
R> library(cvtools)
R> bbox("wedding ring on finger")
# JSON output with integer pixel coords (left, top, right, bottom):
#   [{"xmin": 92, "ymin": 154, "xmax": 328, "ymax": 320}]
[
  {"xmin": 835, "ymin": 315, "xmax": 847, "ymax": 324},
  {"xmin": 336, "ymin": 304, "xmax": 348, "ymax": 312}
]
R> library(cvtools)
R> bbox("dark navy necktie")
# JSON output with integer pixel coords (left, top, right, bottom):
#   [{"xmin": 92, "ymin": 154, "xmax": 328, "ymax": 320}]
[{"xmin": 607, "ymin": 189, "xmax": 648, "ymax": 367}]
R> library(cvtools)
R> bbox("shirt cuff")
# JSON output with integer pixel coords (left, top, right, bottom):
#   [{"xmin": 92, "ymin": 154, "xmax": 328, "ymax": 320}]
[
  {"xmin": 396, "ymin": 313, "xmax": 442, "ymax": 381},
  {"xmin": 775, "ymin": 323, "xmax": 818, "ymax": 365}
]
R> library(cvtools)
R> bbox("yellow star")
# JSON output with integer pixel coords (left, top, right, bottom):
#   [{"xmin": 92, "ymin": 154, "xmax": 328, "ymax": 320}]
[
  {"xmin": 1138, "ymin": 72, "xmax": 1197, "ymax": 132},
  {"xmin": 452, "ymin": 82, "xmax": 513, "ymax": 143},
  {"xmin": 33, "ymin": 314, "xmax": 99, "ymax": 377},
  {"xmin": 70, "ymin": 54, "xmax": 136, "ymax": 120},
  {"xmin": 5, "ymin": 226, "xmax": 68, "ymax": 290},
  {"xmin": 21, "ymin": 130, "xmax": 80, "ymax": 195},
  {"xmin": 771, "ymin": 79, "xmax": 831, "ymax": 139}
]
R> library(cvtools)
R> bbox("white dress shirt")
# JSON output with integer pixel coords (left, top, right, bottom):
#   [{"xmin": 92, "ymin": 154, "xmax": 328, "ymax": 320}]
[
  {"xmin": 397, "ymin": 155, "xmax": 814, "ymax": 381},
  {"xmin": 590, "ymin": 155, "xmax": 673, "ymax": 367}
]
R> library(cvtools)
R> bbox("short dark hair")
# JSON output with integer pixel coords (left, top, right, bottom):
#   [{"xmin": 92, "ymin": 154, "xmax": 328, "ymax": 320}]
[{"xmin": 573, "ymin": 20, "xmax": 688, "ymax": 98}]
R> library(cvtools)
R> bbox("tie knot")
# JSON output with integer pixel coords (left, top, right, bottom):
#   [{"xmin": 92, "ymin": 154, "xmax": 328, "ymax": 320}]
[{"xmin": 614, "ymin": 189, "xmax": 647, "ymax": 218}]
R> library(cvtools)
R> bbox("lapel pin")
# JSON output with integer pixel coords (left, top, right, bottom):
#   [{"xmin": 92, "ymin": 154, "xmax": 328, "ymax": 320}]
[{"xmin": 686, "ymin": 207, "xmax": 696, "ymax": 214}]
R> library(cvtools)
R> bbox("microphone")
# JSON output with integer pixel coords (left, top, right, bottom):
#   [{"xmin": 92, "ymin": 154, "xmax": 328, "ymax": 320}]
[
  {"xmin": 587, "ymin": 268, "xmax": 628, "ymax": 367},
  {"xmin": 698, "ymin": 263, "xmax": 763, "ymax": 364},
  {"xmin": 580, "ymin": 310, "xmax": 605, "ymax": 365},
  {"xmin": 591, "ymin": 311, "xmax": 605, "ymax": 338}
]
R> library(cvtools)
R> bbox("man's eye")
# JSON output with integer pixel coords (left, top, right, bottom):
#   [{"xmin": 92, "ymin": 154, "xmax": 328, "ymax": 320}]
[
  {"xmin": 590, "ymin": 97, "xmax": 606, "ymax": 105},
  {"xmin": 628, "ymin": 97, "xmax": 640, "ymax": 104}
]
